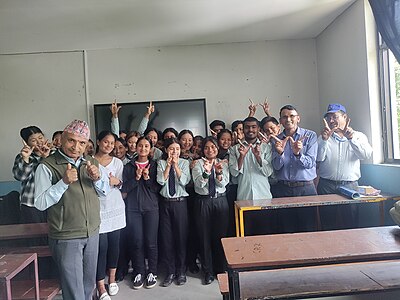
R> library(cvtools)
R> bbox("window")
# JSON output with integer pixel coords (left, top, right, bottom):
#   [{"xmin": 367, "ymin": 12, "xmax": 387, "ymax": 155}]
[{"xmin": 380, "ymin": 38, "xmax": 400, "ymax": 162}]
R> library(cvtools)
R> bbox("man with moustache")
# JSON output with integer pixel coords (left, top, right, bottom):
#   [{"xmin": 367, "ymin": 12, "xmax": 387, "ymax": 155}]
[{"xmin": 34, "ymin": 120, "xmax": 110, "ymax": 300}]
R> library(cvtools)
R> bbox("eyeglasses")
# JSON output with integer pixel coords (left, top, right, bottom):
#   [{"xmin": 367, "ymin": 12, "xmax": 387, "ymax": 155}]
[
  {"xmin": 280, "ymin": 114, "xmax": 299, "ymax": 121},
  {"xmin": 324, "ymin": 114, "xmax": 342, "ymax": 121}
]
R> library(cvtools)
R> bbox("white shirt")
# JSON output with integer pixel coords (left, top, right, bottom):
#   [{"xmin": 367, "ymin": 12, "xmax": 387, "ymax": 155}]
[{"xmin": 317, "ymin": 131, "xmax": 372, "ymax": 181}]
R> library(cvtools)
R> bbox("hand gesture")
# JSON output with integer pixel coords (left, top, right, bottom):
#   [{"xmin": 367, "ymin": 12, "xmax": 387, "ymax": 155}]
[
  {"xmin": 251, "ymin": 143, "xmax": 261, "ymax": 158},
  {"xmin": 146, "ymin": 101, "xmax": 155, "ymax": 118},
  {"xmin": 109, "ymin": 172, "xmax": 120, "ymax": 186},
  {"xmin": 238, "ymin": 140, "xmax": 251, "ymax": 157},
  {"xmin": 166, "ymin": 155, "xmax": 173, "ymax": 167},
  {"xmin": 202, "ymin": 158, "xmax": 213, "ymax": 173},
  {"xmin": 270, "ymin": 135, "xmax": 290, "ymax": 155},
  {"xmin": 259, "ymin": 98, "xmax": 271, "ymax": 116},
  {"xmin": 110, "ymin": 100, "xmax": 121, "ymax": 118},
  {"xmin": 342, "ymin": 118, "xmax": 354, "ymax": 139},
  {"xmin": 258, "ymin": 131, "xmax": 269, "ymax": 143},
  {"xmin": 321, "ymin": 118, "xmax": 336, "ymax": 141},
  {"xmin": 86, "ymin": 161, "xmax": 100, "ymax": 181},
  {"xmin": 248, "ymin": 99, "xmax": 257, "ymax": 117},
  {"xmin": 210, "ymin": 128, "xmax": 217, "ymax": 137},
  {"xmin": 136, "ymin": 167, "xmax": 143, "ymax": 180},
  {"xmin": 20, "ymin": 139, "xmax": 33, "ymax": 163},
  {"xmin": 35, "ymin": 139, "xmax": 51, "ymax": 158},
  {"xmin": 214, "ymin": 161, "xmax": 223, "ymax": 175},
  {"xmin": 142, "ymin": 164, "xmax": 150, "ymax": 180},
  {"xmin": 63, "ymin": 163, "xmax": 78, "ymax": 184}
]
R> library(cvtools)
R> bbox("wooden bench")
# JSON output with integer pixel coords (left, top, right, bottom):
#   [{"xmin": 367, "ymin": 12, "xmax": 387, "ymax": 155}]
[
  {"xmin": 221, "ymin": 226, "xmax": 400, "ymax": 300},
  {"xmin": 0, "ymin": 224, "xmax": 59, "ymax": 299}
]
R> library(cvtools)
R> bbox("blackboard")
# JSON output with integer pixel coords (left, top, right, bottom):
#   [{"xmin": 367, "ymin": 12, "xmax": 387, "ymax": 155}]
[{"xmin": 94, "ymin": 98, "xmax": 208, "ymax": 137}]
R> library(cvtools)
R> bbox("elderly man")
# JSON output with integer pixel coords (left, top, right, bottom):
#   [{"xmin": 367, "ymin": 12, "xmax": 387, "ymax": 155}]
[
  {"xmin": 317, "ymin": 104, "xmax": 372, "ymax": 229},
  {"xmin": 34, "ymin": 120, "xmax": 109, "ymax": 300},
  {"xmin": 317, "ymin": 103, "xmax": 372, "ymax": 193}
]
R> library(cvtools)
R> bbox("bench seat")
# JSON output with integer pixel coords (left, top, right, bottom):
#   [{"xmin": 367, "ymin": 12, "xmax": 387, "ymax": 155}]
[{"xmin": 9, "ymin": 279, "xmax": 60, "ymax": 300}]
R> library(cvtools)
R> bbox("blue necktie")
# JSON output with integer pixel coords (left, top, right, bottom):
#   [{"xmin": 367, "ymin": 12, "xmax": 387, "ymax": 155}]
[
  {"xmin": 208, "ymin": 168, "xmax": 216, "ymax": 197},
  {"xmin": 168, "ymin": 167, "xmax": 176, "ymax": 197}
]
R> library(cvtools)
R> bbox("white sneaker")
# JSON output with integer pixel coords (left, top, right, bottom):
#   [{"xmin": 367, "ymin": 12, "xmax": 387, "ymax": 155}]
[
  {"xmin": 108, "ymin": 282, "xmax": 119, "ymax": 296},
  {"xmin": 99, "ymin": 292, "xmax": 111, "ymax": 300}
]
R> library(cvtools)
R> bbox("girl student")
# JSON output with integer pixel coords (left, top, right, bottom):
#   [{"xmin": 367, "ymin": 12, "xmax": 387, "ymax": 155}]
[
  {"xmin": 144, "ymin": 127, "xmax": 163, "ymax": 161},
  {"xmin": 113, "ymin": 137, "xmax": 130, "ymax": 165},
  {"xmin": 122, "ymin": 136, "xmax": 161, "ymax": 290},
  {"xmin": 192, "ymin": 136, "xmax": 230, "ymax": 285},
  {"xmin": 94, "ymin": 131, "xmax": 126, "ymax": 299},
  {"xmin": 12, "ymin": 125, "xmax": 51, "ymax": 223},
  {"xmin": 156, "ymin": 138, "xmax": 191, "ymax": 287},
  {"xmin": 125, "ymin": 131, "xmax": 140, "ymax": 160}
]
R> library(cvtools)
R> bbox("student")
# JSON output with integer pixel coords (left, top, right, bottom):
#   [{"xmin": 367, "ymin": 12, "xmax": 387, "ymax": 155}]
[
  {"xmin": 113, "ymin": 137, "xmax": 130, "ymax": 165},
  {"xmin": 84, "ymin": 139, "xmax": 95, "ymax": 157},
  {"xmin": 122, "ymin": 136, "xmax": 161, "ymax": 290},
  {"xmin": 209, "ymin": 120, "xmax": 225, "ymax": 137},
  {"xmin": 34, "ymin": 120, "xmax": 110, "ymax": 300},
  {"xmin": 229, "ymin": 117, "xmax": 273, "ymax": 200},
  {"xmin": 157, "ymin": 138, "xmax": 191, "ymax": 287},
  {"xmin": 191, "ymin": 135, "xmax": 204, "ymax": 160},
  {"xmin": 192, "ymin": 137, "xmax": 229, "ymax": 285},
  {"xmin": 12, "ymin": 126, "xmax": 51, "ymax": 223},
  {"xmin": 144, "ymin": 127, "xmax": 163, "ymax": 161},
  {"xmin": 162, "ymin": 128, "xmax": 179, "ymax": 141},
  {"xmin": 178, "ymin": 129, "xmax": 200, "ymax": 274},
  {"xmin": 94, "ymin": 131, "xmax": 126, "ymax": 299},
  {"xmin": 231, "ymin": 120, "xmax": 244, "ymax": 145},
  {"xmin": 125, "ymin": 131, "xmax": 140, "ymax": 160},
  {"xmin": 51, "ymin": 130, "xmax": 63, "ymax": 149}
]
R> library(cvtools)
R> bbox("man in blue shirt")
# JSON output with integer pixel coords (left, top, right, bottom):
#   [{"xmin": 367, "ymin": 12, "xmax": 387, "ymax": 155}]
[{"xmin": 271, "ymin": 105, "xmax": 318, "ymax": 232}]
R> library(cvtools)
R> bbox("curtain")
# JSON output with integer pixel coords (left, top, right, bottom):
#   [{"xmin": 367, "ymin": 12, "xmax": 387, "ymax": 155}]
[{"xmin": 369, "ymin": 0, "xmax": 400, "ymax": 62}]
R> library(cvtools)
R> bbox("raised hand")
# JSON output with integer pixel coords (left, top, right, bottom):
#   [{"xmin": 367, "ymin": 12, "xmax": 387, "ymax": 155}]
[
  {"xmin": 210, "ymin": 128, "xmax": 217, "ymax": 137},
  {"xmin": 35, "ymin": 139, "xmax": 51, "ymax": 158},
  {"xmin": 214, "ymin": 161, "xmax": 224, "ymax": 175},
  {"xmin": 86, "ymin": 161, "xmax": 100, "ymax": 181},
  {"xmin": 270, "ymin": 135, "xmax": 290, "ymax": 155},
  {"xmin": 136, "ymin": 166, "xmax": 143, "ymax": 180},
  {"xmin": 341, "ymin": 117, "xmax": 354, "ymax": 139},
  {"xmin": 238, "ymin": 140, "xmax": 251, "ymax": 157},
  {"xmin": 258, "ymin": 131, "xmax": 269, "ymax": 143},
  {"xmin": 202, "ymin": 157, "xmax": 213, "ymax": 173},
  {"xmin": 142, "ymin": 164, "xmax": 150, "ymax": 180},
  {"xmin": 259, "ymin": 98, "xmax": 271, "ymax": 116},
  {"xmin": 251, "ymin": 143, "xmax": 261, "ymax": 158},
  {"xmin": 109, "ymin": 172, "xmax": 120, "ymax": 186},
  {"xmin": 321, "ymin": 118, "xmax": 336, "ymax": 141},
  {"xmin": 146, "ymin": 101, "xmax": 155, "ymax": 117},
  {"xmin": 21, "ymin": 139, "xmax": 33, "ymax": 163},
  {"xmin": 248, "ymin": 99, "xmax": 257, "ymax": 117},
  {"xmin": 63, "ymin": 163, "xmax": 78, "ymax": 184},
  {"xmin": 110, "ymin": 100, "xmax": 121, "ymax": 118}
]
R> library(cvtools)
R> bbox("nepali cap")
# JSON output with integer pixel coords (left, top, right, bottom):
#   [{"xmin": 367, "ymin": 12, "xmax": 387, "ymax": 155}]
[{"xmin": 63, "ymin": 119, "xmax": 90, "ymax": 140}]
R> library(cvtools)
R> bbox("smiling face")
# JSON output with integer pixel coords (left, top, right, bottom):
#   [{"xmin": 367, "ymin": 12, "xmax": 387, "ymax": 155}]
[
  {"xmin": 146, "ymin": 130, "xmax": 158, "ymax": 147},
  {"xmin": 97, "ymin": 134, "xmax": 115, "ymax": 155},
  {"xmin": 325, "ymin": 112, "xmax": 347, "ymax": 131},
  {"xmin": 163, "ymin": 131, "xmax": 176, "ymax": 140},
  {"xmin": 179, "ymin": 133, "xmax": 193, "ymax": 151},
  {"xmin": 243, "ymin": 121, "xmax": 259, "ymax": 143},
  {"xmin": 113, "ymin": 140, "xmax": 127, "ymax": 159},
  {"xmin": 167, "ymin": 142, "xmax": 181, "ymax": 159},
  {"xmin": 28, "ymin": 133, "xmax": 46, "ymax": 151},
  {"xmin": 52, "ymin": 133, "xmax": 62, "ymax": 149},
  {"xmin": 126, "ymin": 136, "xmax": 138, "ymax": 154},
  {"xmin": 263, "ymin": 121, "xmax": 281, "ymax": 137},
  {"xmin": 203, "ymin": 140, "xmax": 218, "ymax": 160},
  {"xmin": 280, "ymin": 108, "xmax": 300, "ymax": 132},
  {"xmin": 218, "ymin": 132, "xmax": 232, "ymax": 150},
  {"xmin": 136, "ymin": 138, "xmax": 151, "ymax": 158},
  {"xmin": 61, "ymin": 132, "xmax": 88, "ymax": 161}
]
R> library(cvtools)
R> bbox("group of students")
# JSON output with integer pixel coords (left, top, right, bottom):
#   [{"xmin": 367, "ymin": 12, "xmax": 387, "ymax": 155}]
[{"xmin": 12, "ymin": 100, "xmax": 373, "ymax": 300}]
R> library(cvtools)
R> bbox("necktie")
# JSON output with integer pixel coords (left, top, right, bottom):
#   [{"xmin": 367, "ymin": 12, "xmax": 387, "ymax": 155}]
[
  {"xmin": 168, "ymin": 167, "xmax": 176, "ymax": 197},
  {"xmin": 208, "ymin": 168, "xmax": 216, "ymax": 197}
]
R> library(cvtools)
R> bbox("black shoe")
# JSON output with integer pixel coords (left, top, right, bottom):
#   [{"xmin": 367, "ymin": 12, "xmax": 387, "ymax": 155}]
[
  {"xmin": 162, "ymin": 274, "xmax": 175, "ymax": 287},
  {"xmin": 188, "ymin": 263, "xmax": 200, "ymax": 274},
  {"xmin": 176, "ymin": 274, "xmax": 187, "ymax": 286},
  {"xmin": 204, "ymin": 272, "xmax": 214, "ymax": 285},
  {"xmin": 115, "ymin": 272, "xmax": 125, "ymax": 283}
]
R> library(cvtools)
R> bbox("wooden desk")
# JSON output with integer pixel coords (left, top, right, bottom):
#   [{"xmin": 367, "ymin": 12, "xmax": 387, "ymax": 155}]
[
  {"xmin": 222, "ymin": 226, "xmax": 400, "ymax": 300},
  {"xmin": 0, "ymin": 253, "xmax": 39, "ymax": 300},
  {"xmin": 0, "ymin": 223, "xmax": 48, "ymax": 241},
  {"xmin": 235, "ymin": 193, "xmax": 397, "ymax": 237}
]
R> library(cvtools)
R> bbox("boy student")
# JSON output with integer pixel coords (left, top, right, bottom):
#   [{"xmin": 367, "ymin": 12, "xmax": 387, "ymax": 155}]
[{"xmin": 34, "ymin": 120, "xmax": 110, "ymax": 300}]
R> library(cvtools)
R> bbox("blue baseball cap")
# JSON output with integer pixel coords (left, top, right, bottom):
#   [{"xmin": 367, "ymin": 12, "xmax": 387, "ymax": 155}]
[{"xmin": 326, "ymin": 103, "xmax": 346, "ymax": 114}]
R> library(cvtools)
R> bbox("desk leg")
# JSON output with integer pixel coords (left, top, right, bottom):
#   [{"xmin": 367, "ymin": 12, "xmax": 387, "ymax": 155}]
[
  {"xmin": 227, "ymin": 269, "xmax": 240, "ymax": 300},
  {"xmin": 33, "ymin": 255, "xmax": 39, "ymax": 300},
  {"xmin": 239, "ymin": 209, "xmax": 245, "ymax": 237},
  {"xmin": 316, "ymin": 207, "xmax": 322, "ymax": 230},
  {"xmin": 235, "ymin": 203, "xmax": 240, "ymax": 237},
  {"xmin": 379, "ymin": 202, "xmax": 385, "ymax": 226}
]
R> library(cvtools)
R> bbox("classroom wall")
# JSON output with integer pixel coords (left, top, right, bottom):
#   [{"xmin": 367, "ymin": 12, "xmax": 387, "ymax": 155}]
[{"xmin": 86, "ymin": 40, "xmax": 320, "ymax": 137}]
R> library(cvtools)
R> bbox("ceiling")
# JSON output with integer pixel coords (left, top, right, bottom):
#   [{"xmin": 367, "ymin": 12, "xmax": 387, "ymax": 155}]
[{"xmin": 0, "ymin": 0, "xmax": 357, "ymax": 54}]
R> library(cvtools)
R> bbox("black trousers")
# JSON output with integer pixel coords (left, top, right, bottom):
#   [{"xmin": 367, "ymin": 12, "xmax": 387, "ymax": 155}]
[
  {"xmin": 127, "ymin": 210, "xmax": 159, "ymax": 275},
  {"xmin": 96, "ymin": 230, "xmax": 121, "ymax": 281},
  {"xmin": 195, "ymin": 195, "xmax": 229, "ymax": 275},
  {"xmin": 159, "ymin": 199, "xmax": 188, "ymax": 275},
  {"xmin": 186, "ymin": 189, "xmax": 201, "ymax": 268}
]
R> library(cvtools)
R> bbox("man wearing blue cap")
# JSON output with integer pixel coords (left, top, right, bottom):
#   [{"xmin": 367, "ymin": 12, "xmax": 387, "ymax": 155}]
[{"xmin": 317, "ymin": 104, "xmax": 372, "ymax": 228}]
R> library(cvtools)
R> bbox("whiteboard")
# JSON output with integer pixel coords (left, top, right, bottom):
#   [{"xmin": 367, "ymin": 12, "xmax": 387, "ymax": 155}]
[{"xmin": 0, "ymin": 51, "xmax": 87, "ymax": 181}]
